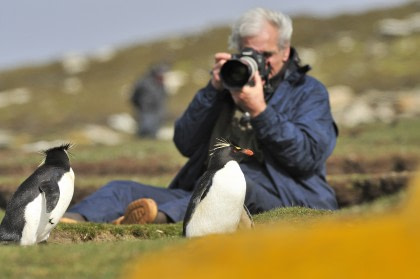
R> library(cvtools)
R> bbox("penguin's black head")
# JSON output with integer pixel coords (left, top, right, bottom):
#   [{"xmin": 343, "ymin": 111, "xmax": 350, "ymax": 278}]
[
  {"xmin": 208, "ymin": 139, "xmax": 253, "ymax": 170},
  {"xmin": 42, "ymin": 143, "xmax": 72, "ymax": 168}
]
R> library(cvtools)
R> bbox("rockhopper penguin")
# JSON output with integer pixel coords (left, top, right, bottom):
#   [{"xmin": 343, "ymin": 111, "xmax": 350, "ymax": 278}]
[
  {"xmin": 0, "ymin": 144, "xmax": 75, "ymax": 245},
  {"xmin": 183, "ymin": 139, "xmax": 254, "ymax": 237}
]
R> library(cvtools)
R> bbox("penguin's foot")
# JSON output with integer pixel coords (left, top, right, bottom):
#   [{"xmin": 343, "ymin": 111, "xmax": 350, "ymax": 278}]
[
  {"xmin": 237, "ymin": 207, "xmax": 254, "ymax": 230},
  {"xmin": 116, "ymin": 198, "xmax": 159, "ymax": 225}
]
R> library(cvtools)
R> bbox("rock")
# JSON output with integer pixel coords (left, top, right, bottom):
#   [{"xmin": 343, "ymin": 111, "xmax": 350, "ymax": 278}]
[
  {"xmin": 0, "ymin": 88, "xmax": 31, "ymax": 108},
  {"xmin": 374, "ymin": 103, "xmax": 396, "ymax": 124},
  {"xmin": 107, "ymin": 113, "xmax": 137, "ymax": 134},
  {"xmin": 91, "ymin": 46, "xmax": 116, "ymax": 63},
  {"xmin": 341, "ymin": 99, "xmax": 376, "ymax": 127},
  {"xmin": 164, "ymin": 70, "xmax": 187, "ymax": 95},
  {"xmin": 82, "ymin": 124, "xmax": 123, "ymax": 145},
  {"xmin": 22, "ymin": 140, "xmax": 69, "ymax": 153},
  {"xmin": 297, "ymin": 47, "xmax": 317, "ymax": 65},
  {"xmin": 156, "ymin": 126, "xmax": 174, "ymax": 141},
  {"xmin": 61, "ymin": 52, "xmax": 89, "ymax": 74},
  {"xmin": 327, "ymin": 86, "xmax": 418, "ymax": 127},
  {"xmin": 377, "ymin": 13, "xmax": 420, "ymax": 37},
  {"xmin": 328, "ymin": 85, "xmax": 356, "ymax": 111},
  {"xmin": 0, "ymin": 130, "xmax": 13, "ymax": 149}
]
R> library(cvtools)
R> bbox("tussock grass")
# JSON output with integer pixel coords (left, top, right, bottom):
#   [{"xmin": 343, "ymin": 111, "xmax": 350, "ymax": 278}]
[
  {"xmin": 254, "ymin": 207, "xmax": 335, "ymax": 226},
  {"xmin": 51, "ymin": 222, "xmax": 183, "ymax": 243}
]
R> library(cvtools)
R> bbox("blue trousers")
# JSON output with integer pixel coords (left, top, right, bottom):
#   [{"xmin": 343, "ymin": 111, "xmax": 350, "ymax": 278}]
[
  {"xmin": 68, "ymin": 181, "xmax": 191, "ymax": 223},
  {"xmin": 68, "ymin": 175, "xmax": 285, "ymax": 223}
]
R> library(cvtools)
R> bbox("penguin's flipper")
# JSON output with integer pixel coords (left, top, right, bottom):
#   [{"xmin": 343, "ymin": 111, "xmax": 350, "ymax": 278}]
[
  {"xmin": 39, "ymin": 180, "xmax": 60, "ymax": 213},
  {"xmin": 182, "ymin": 170, "xmax": 215, "ymax": 236}
]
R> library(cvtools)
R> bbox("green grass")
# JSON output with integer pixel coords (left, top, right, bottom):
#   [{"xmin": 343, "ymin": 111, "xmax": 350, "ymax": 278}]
[
  {"xmin": 253, "ymin": 207, "xmax": 334, "ymax": 225},
  {"xmin": 0, "ymin": 239, "xmax": 183, "ymax": 278},
  {"xmin": 0, "ymin": 191, "xmax": 407, "ymax": 278},
  {"xmin": 334, "ymin": 118, "xmax": 420, "ymax": 157},
  {"xmin": 52, "ymin": 222, "xmax": 183, "ymax": 243}
]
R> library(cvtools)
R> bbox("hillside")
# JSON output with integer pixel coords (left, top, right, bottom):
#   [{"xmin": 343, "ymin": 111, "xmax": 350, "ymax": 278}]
[{"xmin": 0, "ymin": 2, "xmax": 418, "ymax": 142}]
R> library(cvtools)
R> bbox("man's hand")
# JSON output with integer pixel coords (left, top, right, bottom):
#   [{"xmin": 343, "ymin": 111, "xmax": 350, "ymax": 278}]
[
  {"xmin": 210, "ymin": 52, "xmax": 231, "ymax": 91},
  {"xmin": 230, "ymin": 72, "xmax": 267, "ymax": 118}
]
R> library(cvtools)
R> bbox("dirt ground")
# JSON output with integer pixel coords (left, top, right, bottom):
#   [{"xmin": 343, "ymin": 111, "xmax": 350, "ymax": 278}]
[
  {"xmin": 327, "ymin": 154, "xmax": 417, "ymax": 207},
  {"xmin": 0, "ymin": 154, "xmax": 418, "ymax": 210}
]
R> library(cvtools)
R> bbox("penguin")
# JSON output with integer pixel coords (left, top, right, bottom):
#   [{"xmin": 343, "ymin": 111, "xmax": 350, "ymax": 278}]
[
  {"xmin": 0, "ymin": 143, "xmax": 75, "ymax": 245},
  {"xmin": 183, "ymin": 138, "xmax": 254, "ymax": 237}
]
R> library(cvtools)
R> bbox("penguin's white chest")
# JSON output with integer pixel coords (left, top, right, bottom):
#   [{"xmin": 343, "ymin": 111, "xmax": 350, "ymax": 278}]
[
  {"xmin": 186, "ymin": 161, "xmax": 246, "ymax": 237},
  {"xmin": 20, "ymin": 168, "xmax": 75, "ymax": 245},
  {"xmin": 48, "ymin": 168, "xmax": 75, "ymax": 224}
]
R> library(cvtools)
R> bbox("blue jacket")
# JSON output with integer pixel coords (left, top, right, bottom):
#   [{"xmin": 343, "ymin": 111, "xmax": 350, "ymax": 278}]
[{"xmin": 169, "ymin": 53, "xmax": 338, "ymax": 210}]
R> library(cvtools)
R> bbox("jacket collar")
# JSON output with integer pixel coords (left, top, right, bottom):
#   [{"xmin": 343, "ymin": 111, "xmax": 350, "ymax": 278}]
[
  {"xmin": 264, "ymin": 47, "xmax": 311, "ymax": 98},
  {"xmin": 283, "ymin": 47, "xmax": 311, "ymax": 85}
]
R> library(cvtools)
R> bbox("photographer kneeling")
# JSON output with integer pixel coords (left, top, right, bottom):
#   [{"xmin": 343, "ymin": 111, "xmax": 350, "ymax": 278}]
[{"xmin": 62, "ymin": 7, "xmax": 339, "ymax": 225}]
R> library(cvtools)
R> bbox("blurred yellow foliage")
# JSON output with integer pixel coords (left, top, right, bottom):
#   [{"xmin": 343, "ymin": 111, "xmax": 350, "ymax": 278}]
[{"xmin": 126, "ymin": 171, "xmax": 420, "ymax": 279}]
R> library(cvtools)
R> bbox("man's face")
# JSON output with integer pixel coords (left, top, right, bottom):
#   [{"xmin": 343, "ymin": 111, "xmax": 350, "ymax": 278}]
[{"xmin": 241, "ymin": 21, "xmax": 290, "ymax": 79}]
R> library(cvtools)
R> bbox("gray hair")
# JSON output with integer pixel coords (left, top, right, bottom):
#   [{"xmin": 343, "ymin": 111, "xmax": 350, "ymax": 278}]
[{"xmin": 228, "ymin": 8, "xmax": 293, "ymax": 51}]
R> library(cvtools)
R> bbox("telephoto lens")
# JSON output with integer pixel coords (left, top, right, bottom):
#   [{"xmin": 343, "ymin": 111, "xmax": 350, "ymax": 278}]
[
  {"xmin": 220, "ymin": 56, "xmax": 258, "ymax": 89},
  {"xmin": 220, "ymin": 48, "xmax": 269, "ymax": 90}
]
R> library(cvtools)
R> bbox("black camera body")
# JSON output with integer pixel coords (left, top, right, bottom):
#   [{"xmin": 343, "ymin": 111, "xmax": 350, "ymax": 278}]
[{"xmin": 220, "ymin": 47, "xmax": 270, "ymax": 90}]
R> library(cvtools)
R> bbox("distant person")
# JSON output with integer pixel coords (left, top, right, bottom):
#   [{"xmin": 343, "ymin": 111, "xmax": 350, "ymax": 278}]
[
  {"xmin": 62, "ymin": 7, "xmax": 338, "ymax": 225},
  {"xmin": 130, "ymin": 64, "xmax": 169, "ymax": 138}
]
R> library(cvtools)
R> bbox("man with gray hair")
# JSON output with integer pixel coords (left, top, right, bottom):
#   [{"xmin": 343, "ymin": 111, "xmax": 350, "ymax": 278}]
[{"xmin": 62, "ymin": 7, "xmax": 338, "ymax": 225}]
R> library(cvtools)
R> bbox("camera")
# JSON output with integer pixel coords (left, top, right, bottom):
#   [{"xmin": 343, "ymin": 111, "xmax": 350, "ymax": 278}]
[{"xmin": 220, "ymin": 47, "xmax": 270, "ymax": 90}]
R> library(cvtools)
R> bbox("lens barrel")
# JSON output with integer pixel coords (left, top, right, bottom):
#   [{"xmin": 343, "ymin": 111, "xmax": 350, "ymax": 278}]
[{"xmin": 220, "ymin": 56, "xmax": 258, "ymax": 89}]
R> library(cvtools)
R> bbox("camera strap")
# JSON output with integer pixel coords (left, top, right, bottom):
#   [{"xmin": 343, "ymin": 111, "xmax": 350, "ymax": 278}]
[{"xmin": 263, "ymin": 70, "xmax": 283, "ymax": 102}]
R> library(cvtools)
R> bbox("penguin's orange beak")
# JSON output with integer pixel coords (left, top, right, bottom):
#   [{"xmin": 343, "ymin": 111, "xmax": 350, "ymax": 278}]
[{"xmin": 241, "ymin": 149, "xmax": 254, "ymax": 156}]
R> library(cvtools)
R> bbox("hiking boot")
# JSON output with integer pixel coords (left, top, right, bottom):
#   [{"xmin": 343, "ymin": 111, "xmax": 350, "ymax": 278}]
[
  {"xmin": 115, "ymin": 198, "xmax": 158, "ymax": 225},
  {"xmin": 59, "ymin": 217, "xmax": 79, "ymax": 224},
  {"xmin": 60, "ymin": 212, "xmax": 87, "ymax": 224}
]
